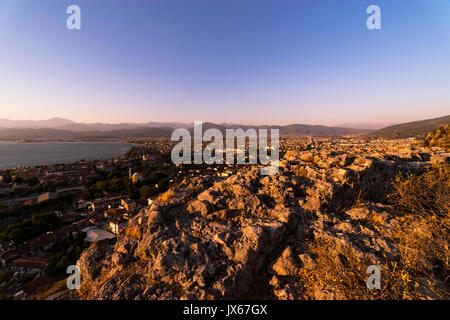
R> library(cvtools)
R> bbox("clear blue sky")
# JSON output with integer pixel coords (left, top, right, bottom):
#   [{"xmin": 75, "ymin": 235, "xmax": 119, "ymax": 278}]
[{"xmin": 0, "ymin": 0, "xmax": 449, "ymax": 125}]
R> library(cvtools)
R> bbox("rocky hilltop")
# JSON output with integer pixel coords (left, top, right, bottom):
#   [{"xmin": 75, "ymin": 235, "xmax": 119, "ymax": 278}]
[{"xmin": 76, "ymin": 138, "xmax": 449, "ymax": 300}]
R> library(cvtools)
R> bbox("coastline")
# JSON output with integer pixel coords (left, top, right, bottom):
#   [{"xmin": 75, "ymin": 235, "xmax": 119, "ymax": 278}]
[
  {"xmin": 0, "ymin": 139, "xmax": 129, "ymax": 143},
  {"xmin": 0, "ymin": 141, "xmax": 134, "ymax": 171}
]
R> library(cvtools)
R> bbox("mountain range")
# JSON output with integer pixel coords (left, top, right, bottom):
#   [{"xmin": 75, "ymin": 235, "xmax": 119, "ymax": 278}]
[
  {"xmin": 0, "ymin": 117, "xmax": 75, "ymax": 129},
  {"xmin": 0, "ymin": 118, "xmax": 371, "ymax": 141},
  {"xmin": 0, "ymin": 115, "xmax": 448, "ymax": 141},
  {"xmin": 0, "ymin": 118, "xmax": 190, "ymax": 131}
]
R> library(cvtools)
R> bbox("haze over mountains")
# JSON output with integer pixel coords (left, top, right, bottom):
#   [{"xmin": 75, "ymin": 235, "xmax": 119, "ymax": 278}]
[
  {"xmin": 0, "ymin": 116, "xmax": 448, "ymax": 141},
  {"xmin": 0, "ymin": 118, "xmax": 190, "ymax": 131},
  {"xmin": 0, "ymin": 117, "xmax": 394, "ymax": 131},
  {"xmin": 0, "ymin": 117, "xmax": 75, "ymax": 129},
  {"xmin": 0, "ymin": 118, "xmax": 371, "ymax": 141}
]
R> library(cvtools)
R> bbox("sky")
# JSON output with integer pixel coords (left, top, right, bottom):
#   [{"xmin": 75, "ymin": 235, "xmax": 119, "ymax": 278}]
[{"xmin": 0, "ymin": 0, "xmax": 449, "ymax": 126}]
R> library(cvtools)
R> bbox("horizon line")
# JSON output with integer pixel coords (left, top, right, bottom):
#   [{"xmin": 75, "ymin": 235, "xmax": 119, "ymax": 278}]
[{"xmin": 1, "ymin": 114, "xmax": 450, "ymax": 129}]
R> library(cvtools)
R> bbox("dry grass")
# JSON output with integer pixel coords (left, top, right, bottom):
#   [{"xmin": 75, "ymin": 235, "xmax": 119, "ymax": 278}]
[
  {"xmin": 298, "ymin": 163, "xmax": 449, "ymax": 299},
  {"xmin": 298, "ymin": 235, "xmax": 412, "ymax": 299},
  {"xmin": 388, "ymin": 163, "xmax": 449, "ymax": 218},
  {"xmin": 387, "ymin": 163, "xmax": 449, "ymax": 298},
  {"xmin": 157, "ymin": 189, "xmax": 175, "ymax": 202},
  {"xmin": 298, "ymin": 236, "xmax": 371, "ymax": 299},
  {"xmin": 28, "ymin": 279, "xmax": 68, "ymax": 300}
]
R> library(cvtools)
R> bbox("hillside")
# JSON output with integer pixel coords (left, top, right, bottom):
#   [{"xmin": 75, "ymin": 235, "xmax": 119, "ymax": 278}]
[
  {"xmin": 0, "ymin": 127, "xmax": 173, "ymax": 142},
  {"xmin": 188, "ymin": 123, "xmax": 370, "ymax": 137},
  {"xmin": 0, "ymin": 118, "xmax": 189, "ymax": 131},
  {"xmin": 368, "ymin": 115, "xmax": 450, "ymax": 139},
  {"xmin": 0, "ymin": 117, "xmax": 75, "ymax": 129},
  {"xmin": 279, "ymin": 124, "xmax": 369, "ymax": 136},
  {"xmin": 57, "ymin": 122, "xmax": 191, "ymax": 131},
  {"xmin": 76, "ymin": 140, "xmax": 449, "ymax": 300},
  {"xmin": 0, "ymin": 123, "xmax": 369, "ymax": 142},
  {"xmin": 4, "ymin": 116, "xmax": 450, "ymax": 142}
]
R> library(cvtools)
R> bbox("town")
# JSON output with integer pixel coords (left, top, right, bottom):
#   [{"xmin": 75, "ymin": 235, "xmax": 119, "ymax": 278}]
[
  {"xmin": 0, "ymin": 139, "xmax": 174, "ymax": 299},
  {"xmin": 0, "ymin": 136, "xmax": 275, "ymax": 299}
]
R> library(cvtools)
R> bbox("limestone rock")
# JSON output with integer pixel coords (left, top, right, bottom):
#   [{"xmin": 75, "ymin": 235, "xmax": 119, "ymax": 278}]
[{"xmin": 271, "ymin": 247, "xmax": 300, "ymax": 276}]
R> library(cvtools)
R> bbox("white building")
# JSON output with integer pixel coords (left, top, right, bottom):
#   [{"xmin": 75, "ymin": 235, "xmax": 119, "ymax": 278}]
[
  {"xmin": 132, "ymin": 172, "xmax": 143, "ymax": 184},
  {"xmin": 82, "ymin": 227, "xmax": 115, "ymax": 242},
  {"xmin": 109, "ymin": 219, "xmax": 128, "ymax": 235}
]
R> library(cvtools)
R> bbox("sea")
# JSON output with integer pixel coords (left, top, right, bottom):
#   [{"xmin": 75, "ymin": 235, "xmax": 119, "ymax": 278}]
[{"xmin": 0, "ymin": 141, "xmax": 133, "ymax": 170}]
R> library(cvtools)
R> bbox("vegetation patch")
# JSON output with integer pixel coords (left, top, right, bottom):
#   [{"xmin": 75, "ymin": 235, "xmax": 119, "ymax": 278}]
[{"xmin": 298, "ymin": 164, "xmax": 449, "ymax": 299}]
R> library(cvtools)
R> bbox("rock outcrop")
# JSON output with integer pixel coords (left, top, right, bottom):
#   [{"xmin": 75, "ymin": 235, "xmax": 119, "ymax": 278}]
[
  {"xmin": 76, "ymin": 138, "xmax": 449, "ymax": 300},
  {"xmin": 423, "ymin": 125, "xmax": 450, "ymax": 150}
]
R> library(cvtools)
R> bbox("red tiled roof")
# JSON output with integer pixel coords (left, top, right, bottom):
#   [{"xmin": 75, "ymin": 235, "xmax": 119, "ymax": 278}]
[
  {"xmin": 10, "ymin": 258, "xmax": 47, "ymax": 270},
  {"xmin": 104, "ymin": 208, "xmax": 127, "ymax": 217}
]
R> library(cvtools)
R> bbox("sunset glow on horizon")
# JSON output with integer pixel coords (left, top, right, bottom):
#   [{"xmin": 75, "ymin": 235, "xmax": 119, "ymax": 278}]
[{"xmin": 1, "ymin": 0, "xmax": 449, "ymax": 126}]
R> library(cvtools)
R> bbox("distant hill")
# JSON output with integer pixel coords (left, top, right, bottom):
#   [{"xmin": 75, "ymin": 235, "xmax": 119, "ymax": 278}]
[
  {"xmin": 334, "ymin": 122, "xmax": 397, "ymax": 130},
  {"xmin": 368, "ymin": 115, "xmax": 450, "ymax": 138},
  {"xmin": 0, "ymin": 127, "xmax": 173, "ymax": 141},
  {"xmin": 0, "ymin": 128, "xmax": 81, "ymax": 140},
  {"xmin": 58, "ymin": 122, "xmax": 191, "ymax": 131},
  {"xmin": 0, "ymin": 117, "xmax": 190, "ymax": 131},
  {"xmin": 0, "ymin": 117, "xmax": 75, "ymax": 128},
  {"xmin": 187, "ymin": 123, "xmax": 370, "ymax": 137},
  {"xmin": 0, "ymin": 122, "xmax": 369, "ymax": 141},
  {"xmin": 279, "ymin": 124, "xmax": 370, "ymax": 136}
]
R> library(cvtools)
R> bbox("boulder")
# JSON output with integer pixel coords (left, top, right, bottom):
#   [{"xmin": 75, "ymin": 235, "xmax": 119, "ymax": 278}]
[{"xmin": 271, "ymin": 247, "xmax": 300, "ymax": 276}]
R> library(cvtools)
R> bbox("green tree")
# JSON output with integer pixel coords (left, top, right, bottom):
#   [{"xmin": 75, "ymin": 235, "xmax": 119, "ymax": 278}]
[
  {"xmin": 109, "ymin": 178, "xmax": 124, "ymax": 193},
  {"xmin": 95, "ymin": 180, "xmax": 109, "ymax": 192},
  {"xmin": 26, "ymin": 177, "xmax": 40, "ymax": 186},
  {"xmin": 0, "ymin": 270, "xmax": 11, "ymax": 283}
]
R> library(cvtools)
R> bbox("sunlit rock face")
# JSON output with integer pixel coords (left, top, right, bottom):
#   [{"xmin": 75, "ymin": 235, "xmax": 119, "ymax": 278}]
[{"xmin": 76, "ymin": 137, "xmax": 448, "ymax": 300}]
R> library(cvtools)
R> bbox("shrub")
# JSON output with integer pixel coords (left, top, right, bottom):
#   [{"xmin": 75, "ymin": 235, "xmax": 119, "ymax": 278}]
[
  {"xmin": 387, "ymin": 163, "xmax": 449, "ymax": 218},
  {"xmin": 298, "ymin": 163, "xmax": 449, "ymax": 299},
  {"xmin": 157, "ymin": 189, "xmax": 175, "ymax": 202},
  {"xmin": 298, "ymin": 235, "xmax": 410, "ymax": 299},
  {"xmin": 387, "ymin": 163, "xmax": 449, "ymax": 296},
  {"xmin": 1, "ymin": 212, "xmax": 61, "ymax": 243},
  {"xmin": 0, "ymin": 270, "xmax": 11, "ymax": 284}
]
